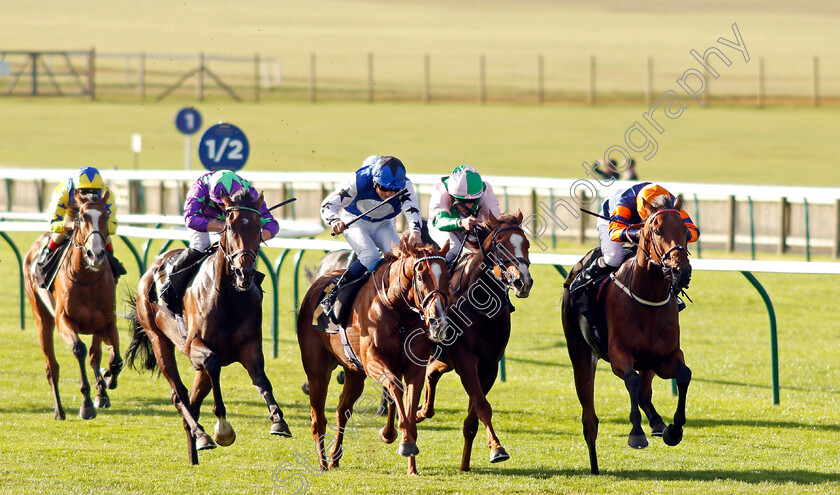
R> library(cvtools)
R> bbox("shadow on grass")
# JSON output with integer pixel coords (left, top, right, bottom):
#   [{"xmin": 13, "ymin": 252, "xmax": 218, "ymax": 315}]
[
  {"xmin": 470, "ymin": 466, "xmax": 840, "ymax": 484},
  {"xmin": 598, "ymin": 415, "xmax": 840, "ymax": 433},
  {"xmin": 505, "ymin": 356, "xmax": 571, "ymax": 368}
]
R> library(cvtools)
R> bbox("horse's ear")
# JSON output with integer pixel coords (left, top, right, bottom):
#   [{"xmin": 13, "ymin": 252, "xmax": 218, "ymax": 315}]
[
  {"xmin": 487, "ymin": 212, "xmax": 499, "ymax": 228},
  {"xmin": 674, "ymin": 194, "xmax": 683, "ymax": 212},
  {"xmin": 255, "ymin": 191, "xmax": 265, "ymax": 211},
  {"xmin": 641, "ymin": 198, "xmax": 654, "ymax": 217},
  {"xmin": 399, "ymin": 235, "xmax": 409, "ymax": 254},
  {"xmin": 439, "ymin": 240, "xmax": 450, "ymax": 256},
  {"xmin": 73, "ymin": 188, "xmax": 83, "ymax": 204},
  {"xmin": 101, "ymin": 189, "xmax": 110, "ymax": 203},
  {"xmin": 514, "ymin": 208, "xmax": 523, "ymax": 225},
  {"xmin": 221, "ymin": 192, "xmax": 232, "ymax": 210}
]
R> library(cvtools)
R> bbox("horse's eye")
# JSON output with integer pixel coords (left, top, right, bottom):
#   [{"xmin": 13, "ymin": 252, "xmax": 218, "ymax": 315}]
[{"xmin": 653, "ymin": 228, "xmax": 661, "ymax": 236}]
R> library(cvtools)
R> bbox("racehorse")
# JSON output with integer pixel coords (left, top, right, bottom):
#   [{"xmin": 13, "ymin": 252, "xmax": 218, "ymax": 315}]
[
  {"xmin": 416, "ymin": 211, "xmax": 533, "ymax": 471},
  {"xmin": 125, "ymin": 188, "xmax": 291, "ymax": 465},
  {"xmin": 561, "ymin": 196, "xmax": 693, "ymax": 474},
  {"xmin": 298, "ymin": 238, "xmax": 450, "ymax": 475},
  {"xmin": 23, "ymin": 189, "xmax": 121, "ymax": 420}
]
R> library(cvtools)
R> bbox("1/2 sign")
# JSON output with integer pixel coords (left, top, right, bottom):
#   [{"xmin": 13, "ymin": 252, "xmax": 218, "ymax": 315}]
[{"xmin": 198, "ymin": 123, "xmax": 250, "ymax": 172}]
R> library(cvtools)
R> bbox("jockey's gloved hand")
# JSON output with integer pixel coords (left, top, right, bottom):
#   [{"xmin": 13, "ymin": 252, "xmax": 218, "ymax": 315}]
[{"xmin": 626, "ymin": 227, "xmax": 641, "ymax": 243}]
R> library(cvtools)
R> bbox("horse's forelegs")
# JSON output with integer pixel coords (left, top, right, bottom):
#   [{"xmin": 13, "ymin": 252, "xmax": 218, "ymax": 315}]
[
  {"xmin": 620, "ymin": 369, "xmax": 648, "ymax": 449},
  {"xmin": 101, "ymin": 322, "xmax": 123, "ymax": 390},
  {"xmin": 416, "ymin": 360, "xmax": 448, "ymax": 423},
  {"xmin": 191, "ymin": 343, "xmax": 235, "ymax": 447},
  {"xmin": 188, "ymin": 370, "xmax": 212, "ymax": 426},
  {"xmin": 240, "ymin": 344, "xmax": 291, "ymax": 438},
  {"xmin": 56, "ymin": 316, "xmax": 97, "ymax": 420},
  {"xmin": 88, "ymin": 335, "xmax": 110, "ymax": 410},
  {"xmin": 454, "ymin": 355, "xmax": 505, "ymax": 471},
  {"xmin": 328, "ymin": 371, "xmax": 366, "ymax": 469},
  {"xmin": 460, "ymin": 400, "xmax": 479, "ymax": 472},
  {"xmin": 663, "ymin": 363, "xmax": 691, "ymax": 446},
  {"xmin": 638, "ymin": 370, "xmax": 665, "ymax": 436}
]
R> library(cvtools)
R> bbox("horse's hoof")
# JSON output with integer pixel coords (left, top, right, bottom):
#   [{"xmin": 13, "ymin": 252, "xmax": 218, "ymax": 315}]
[
  {"xmin": 270, "ymin": 420, "xmax": 292, "ymax": 437},
  {"xmin": 94, "ymin": 396, "xmax": 110, "ymax": 409},
  {"xmin": 79, "ymin": 405, "xmax": 97, "ymax": 420},
  {"xmin": 662, "ymin": 424, "xmax": 683, "ymax": 446},
  {"xmin": 651, "ymin": 421, "xmax": 666, "ymax": 437},
  {"xmin": 336, "ymin": 370, "xmax": 345, "ymax": 385},
  {"xmin": 214, "ymin": 422, "xmax": 237, "ymax": 447},
  {"xmin": 301, "ymin": 381, "xmax": 310, "ymax": 395},
  {"xmin": 55, "ymin": 410, "xmax": 66, "ymax": 421},
  {"xmin": 379, "ymin": 427, "xmax": 397, "ymax": 444},
  {"xmin": 328, "ymin": 460, "xmax": 340, "ymax": 470},
  {"xmin": 101, "ymin": 368, "xmax": 118, "ymax": 390},
  {"xmin": 195, "ymin": 433, "xmax": 217, "ymax": 451},
  {"xmin": 490, "ymin": 447, "xmax": 510, "ymax": 463},
  {"xmin": 398, "ymin": 442, "xmax": 419, "ymax": 457},
  {"xmin": 628, "ymin": 434, "xmax": 648, "ymax": 449}
]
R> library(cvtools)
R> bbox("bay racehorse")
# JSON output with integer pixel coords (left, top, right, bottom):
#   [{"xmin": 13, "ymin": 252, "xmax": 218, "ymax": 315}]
[
  {"xmin": 561, "ymin": 196, "xmax": 693, "ymax": 474},
  {"xmin": 298, "ymin": 238, "xmax": 450, "ymax": 475},
  {"xmin": 126, "ymin": 188, "xmax": 291, "ymax": 465},
  {"xmin": 416, "ymin": 211, "xmax": 533, "ymax": 471},
  {"xmin": 23, "ymin": 189, "xmax": 121, "ymax": 420}
]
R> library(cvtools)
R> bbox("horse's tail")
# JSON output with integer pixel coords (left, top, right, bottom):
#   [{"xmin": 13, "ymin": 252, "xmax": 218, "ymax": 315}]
[{"xmin": 123, "ymin": 288, "xmax": 159, "ymax": 374}]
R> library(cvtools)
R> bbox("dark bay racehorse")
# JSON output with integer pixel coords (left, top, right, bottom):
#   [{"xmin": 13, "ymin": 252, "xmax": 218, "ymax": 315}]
[
  {"xmin": 126, "ymin": 189, "xmax": 291, "ymax": 465},
  {"xmin": 23, "ymin": 190, "xmax": 121, "ymax": 420},
  {"xmin": 416, "ymin": 211, "xmax": 533, "ymax": 471},
  {"xmin": 298, "ymin": 238, "xmax": 450, "ymax": 475},
  {"xmin": 561, "ymin": 196, "xmax": 693, "ymax": 474}
]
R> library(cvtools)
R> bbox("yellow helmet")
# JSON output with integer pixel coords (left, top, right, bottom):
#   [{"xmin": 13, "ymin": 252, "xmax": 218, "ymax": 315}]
[{"xmin": 73, "ymin": 167, "xmax": 104, "ymax": 190}]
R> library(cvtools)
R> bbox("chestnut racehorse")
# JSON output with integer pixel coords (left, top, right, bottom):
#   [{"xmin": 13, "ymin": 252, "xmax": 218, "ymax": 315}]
[
  {"xmin": 416, "ymin": 211, "xmax": 533, "ymax": 471},
  {"xmin": 126, "ymin": 188, "xmax": 291, "ymax": 465},
  {"xmin": 561, "ymin": 196, "xmax": 693, "ymax": 474},
  {"xmin": 23, "ymin": 189, "xmax": 121, "ymax": 420},
  {"xmin": 298, "ymin": 238, "xmax": 450, "ymax": 475}
]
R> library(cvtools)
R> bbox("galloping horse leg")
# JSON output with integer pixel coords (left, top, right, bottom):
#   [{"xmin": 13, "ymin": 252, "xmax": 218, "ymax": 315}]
[
  {"xmin": 328, "ymin": 370, "xmax": 366, "ymax": 469},
  {"xmin": 416, "ymin": 359, "xmax": 449, "ymax": 423},
  {"xmin": 379, "ymin": 390, "xmax": 398, "ymax": 444},
  {"xmin": 638, "ymin": 370, "xmax": 665, "ymax": 436},
  {"xmin": 302, "ymin": 356, "xmax": 333, "ymax": 471},
  {"xmin": 562, "ymin": 296, "xmax": 600, "ymax": 474},
  {"xmin": 100, "ymin": 321, "xmax": 123, "ymax": 391},
  {"xmin": 151, "ymin": 335, "xmax": 215, "ymax": 464},
  {"xmin": 190, "ymin": 339, "xmax": 235, "ymax": 447},
  {"xmin": 34, "ymin": 308, "xmax": 64, "ymax": 420},
  {"xmin": 612, "ymin": 356, "xmax": 648, "ymax": 450},
  {"xmin": 187, "ymin": 370, "xmax": 214, "ymax": 437},
  {"xmin": 402, "ymin": 361, "xmax": 427, "ymax": 476},
  {"xmin": 655, "ymin": 352, "xmax": 691, "ymax": 447},
  {"xmin": 239, "ymin": 342, "xmax": 292, "ymax": 437},
  {"xmin": 454, "ymin": 355, "xmax": 506, "ymax": 471},
  {"xmin": 88, "ymin": 335, "xmax": 110, "ymax": 409},
  {"xmin": 371, "ymin": 365, "xmax": 419, "ymax": 475},
  {"xmin": 56, "ymin": 314, "xmax": 97, "ymax": 420}
]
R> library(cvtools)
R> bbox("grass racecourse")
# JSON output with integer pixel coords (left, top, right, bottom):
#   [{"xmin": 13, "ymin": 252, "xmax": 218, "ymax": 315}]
[{"xmin": 1, "ymin": 1, "xmax": 840, "ymax": 494}]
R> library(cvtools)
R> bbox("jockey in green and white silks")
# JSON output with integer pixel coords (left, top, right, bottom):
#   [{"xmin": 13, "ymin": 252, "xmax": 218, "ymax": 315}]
[
  {"xmin": 428, "ymin": 165, "xmax": 501, "ymax": 265},
  {"xmin": 319, "ymin": 155, "xmax": 423, "ymax": 309}
]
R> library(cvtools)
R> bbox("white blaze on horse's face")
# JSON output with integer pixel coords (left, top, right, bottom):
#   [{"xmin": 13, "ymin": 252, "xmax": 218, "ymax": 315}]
[
  {"xmin": 84, "ymin": 209, "xmax": 106, "ymax": 268},
  {"xmin": 430, "ymin": 262, "xmax": 446, "ymax": 318},
  {"xmin": 508, "ymin": 233, "xmax": 532, "ymax": 298}
]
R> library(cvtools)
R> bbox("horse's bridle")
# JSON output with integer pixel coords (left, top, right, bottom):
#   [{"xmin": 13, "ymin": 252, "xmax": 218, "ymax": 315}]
[
  {"xmin": 219, "ymin": 205, "xmax": 261, "ymax": 269},
  {"xmin": 637, "ymin": 208, "xmax": 690, "ymax": 288},
  {"xmin": 375, "ymin": 254, "xmax": 448, "ymax": 325},
  {"xmin": 476, "ymin": 225, "xmax": 530, "ymax": 287}
]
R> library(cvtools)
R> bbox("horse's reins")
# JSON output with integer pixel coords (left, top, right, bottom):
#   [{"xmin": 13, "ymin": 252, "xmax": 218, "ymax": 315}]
[
  {"xmin": 373, "ymin": 254, "xmax": 447, "ymax": 326},
  {"xmin": 219, "ymin": 205, "xmax": 261, "ymax": 268},
  {"xmin": 64, "ymin": 206, "xmax": 109, "ymax": 285}
]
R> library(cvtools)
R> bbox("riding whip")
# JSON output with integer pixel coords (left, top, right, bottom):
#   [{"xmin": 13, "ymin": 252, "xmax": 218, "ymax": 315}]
[{"xmin": 267, "ymin": 197, "xmax": 297, "ymax": 212}]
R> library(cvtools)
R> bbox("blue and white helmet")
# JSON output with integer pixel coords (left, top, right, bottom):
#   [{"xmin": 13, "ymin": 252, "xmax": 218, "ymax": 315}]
[{"xmin": 371, "ymin": 155, "xmax": 406, "ymax": 190}]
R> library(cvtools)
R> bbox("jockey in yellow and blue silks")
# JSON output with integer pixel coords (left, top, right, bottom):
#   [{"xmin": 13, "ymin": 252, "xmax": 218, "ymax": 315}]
[
  {"xmin": 319, "ymin": 155, "xmax": 423, "ymax": 313},
  {"xmin": 570, "ymin": 182, "xmax": 699, "ymax": 312},
  {"xmin": 34, "ymin": 166, "xmax": 123, "ymax": 287}
]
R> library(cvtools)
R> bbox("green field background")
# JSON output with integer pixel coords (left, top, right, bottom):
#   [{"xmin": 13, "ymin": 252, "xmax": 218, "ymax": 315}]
[{"xmin": 1, "ymin": 2, "xmax": 839, "ymax": 494}]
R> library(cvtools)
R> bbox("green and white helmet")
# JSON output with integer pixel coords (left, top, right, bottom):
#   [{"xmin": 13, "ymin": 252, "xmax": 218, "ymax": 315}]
[{"xmin": 442, "ymin": 165, "xmax": 484, "ymax": 200}]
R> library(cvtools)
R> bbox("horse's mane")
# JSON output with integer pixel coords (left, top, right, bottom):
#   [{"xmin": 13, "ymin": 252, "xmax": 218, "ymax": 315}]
[
  {"xmin": 389, "ymin": 234, "xmax": 443, "ymax": 260},
  {"xmin": 649, "ymin": 194, "xmax": 674, "ymax": 211}
]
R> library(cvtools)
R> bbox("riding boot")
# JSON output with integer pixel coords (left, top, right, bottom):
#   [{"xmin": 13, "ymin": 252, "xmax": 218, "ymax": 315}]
[
  {"xmin": 504, "ymin": 291, "xmax": 516, "ymax": 313},
  {"xmin": 674, "ymin": 288, "xmax": 686, "ymax": 312},
  {"xmin": 570, "ymin": 256, "xmax": 611, "ymax": 296},
  {"xmin": 33, "ymin": 240, "xmax": 66, "ymax": 289},
  {"xmin": 106, "ymin": 250, "xmax": 127, "ymax": 282},
  {"xmin": 320, "ymin": 258, "xmax": 366, "ymax": 317},
  {"xmin": 160, "ymin": 248, "xmax": 205, "ymax": 315}
]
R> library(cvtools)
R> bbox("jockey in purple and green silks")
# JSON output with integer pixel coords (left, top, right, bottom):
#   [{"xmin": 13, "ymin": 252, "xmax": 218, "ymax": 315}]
[
  {"xmin": 160, "ymin": 170, "xmax": 279, "ymax": 313},
  {"xmin": 428, "ymin": 165, "xmax": 501, "ymax": 265}
]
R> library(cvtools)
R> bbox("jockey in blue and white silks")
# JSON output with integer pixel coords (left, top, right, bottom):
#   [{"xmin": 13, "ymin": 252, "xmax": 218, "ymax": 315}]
[{"xmin": 319, "ymin": 155, "xmax": 423, "ymax": 306}]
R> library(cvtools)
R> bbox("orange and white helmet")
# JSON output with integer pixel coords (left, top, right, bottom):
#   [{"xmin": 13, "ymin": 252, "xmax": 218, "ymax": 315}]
[{"xmin": 636, "ymin": 183, "xmax": 672, "ymax": 219}]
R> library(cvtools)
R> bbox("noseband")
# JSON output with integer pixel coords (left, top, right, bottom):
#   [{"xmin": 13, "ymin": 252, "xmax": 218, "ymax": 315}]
[
  {"xmin": 69, "ymin": 207, "xmax": 108, "ymax": 261},
  {"xmin": 638, "ymin": 209, "xmax": 690, "ymax": 285},
  {"xmin": 477, "ymin": 225, "xmax": 530, "ymax": 287}
]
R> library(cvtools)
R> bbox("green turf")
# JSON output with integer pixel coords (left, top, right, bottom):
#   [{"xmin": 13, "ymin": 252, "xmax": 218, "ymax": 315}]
[
  {"xmin": 1, "ymin": 99, "xmax": 839, "ymax": 186},
  {"xmin": 0, "ymin": 231, "xmax": 838, "ymax": 494}
]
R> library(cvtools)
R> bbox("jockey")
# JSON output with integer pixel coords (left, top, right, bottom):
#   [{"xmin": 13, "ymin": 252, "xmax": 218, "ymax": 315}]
[
  {"xmin": 319, "ymin": 155, "xmax": 423, "ymax": 313},
  {"xmin": 159, "ymin": 169, "xmax": 279, "ymax": 314},
  {"xmin": 428, "ymin": 165, "xmax": 500, "ymax": 266},
  {"xmin": 570, "ymin": 182, "xmax": 699, "ymax": 313},
  {"xmin": 34, "ymin": 166, "xmax": 124, "ymax": 288}
]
